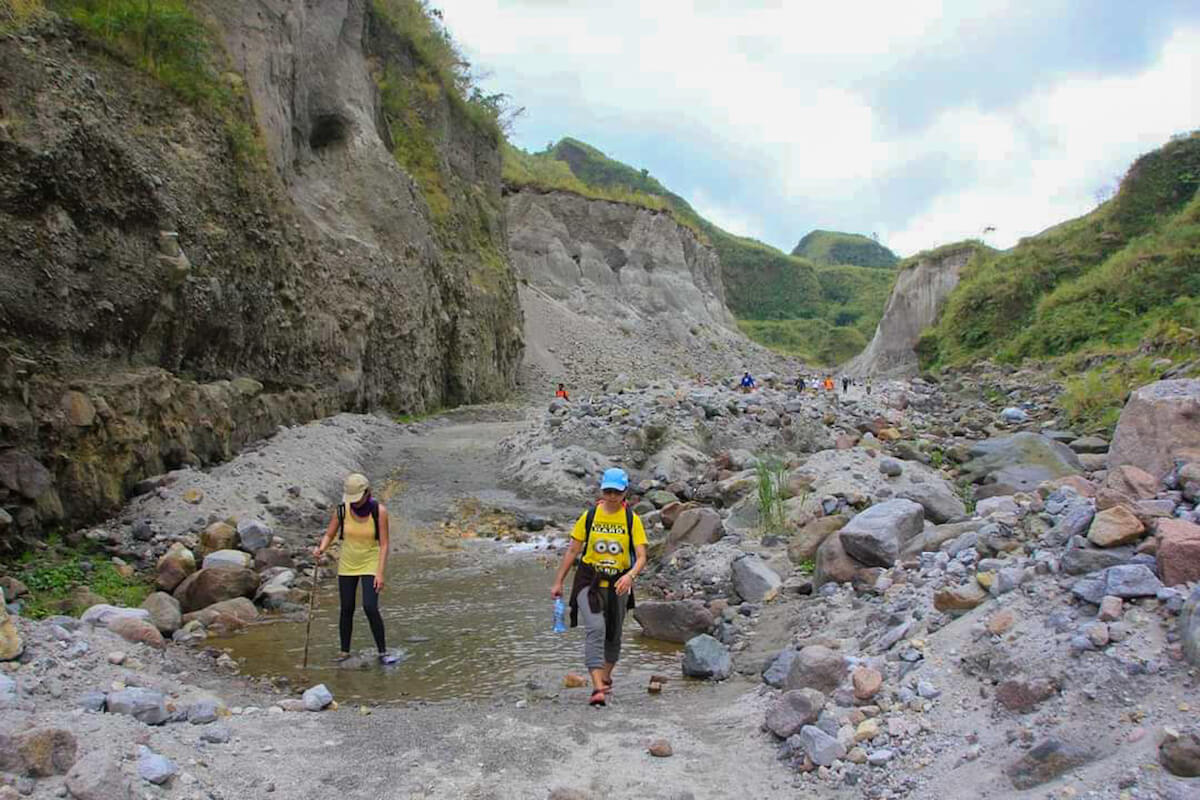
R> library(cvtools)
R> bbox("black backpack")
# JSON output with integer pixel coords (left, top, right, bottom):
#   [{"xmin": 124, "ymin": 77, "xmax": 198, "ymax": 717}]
[
  {"xmin": 579, "ymin": 504, "xmax": 635, "ymax": 573},
  {"xmin": 336, "ymin": 502, "xmax": 380, "ymax": 541}
]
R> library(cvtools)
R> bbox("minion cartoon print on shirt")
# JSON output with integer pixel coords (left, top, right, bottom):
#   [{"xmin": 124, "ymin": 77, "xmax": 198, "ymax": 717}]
[{"xmin": 571, "ymin": 505, "xmax": 648, "ymax": 576}]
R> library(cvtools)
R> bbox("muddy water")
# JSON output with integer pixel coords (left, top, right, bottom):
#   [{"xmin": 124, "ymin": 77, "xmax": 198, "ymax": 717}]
[{"xmin": 212, "ymin": 547, "xmax": 682, "ymax": 705}]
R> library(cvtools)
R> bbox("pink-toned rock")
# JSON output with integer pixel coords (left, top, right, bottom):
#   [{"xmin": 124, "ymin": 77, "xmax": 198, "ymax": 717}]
[
  {"xmin": 155, "ymin": 543, "xmax": 195, "ymax": 592},
  {"xmin": 814, "ymin": 533, "xmax": 867, "ymax": 588},
  {"xmin": 986, "ymin": 608, "xmax": 1016, "ymax": 635},
  {"xmin": 851, "ymin": 667, "xmax": 882, "ymax": 701},
  {"xmin": 788, "ymin": 516, "xmax": 848, "ymax": 564},
  {"xmin": 1109, "ymin": 379, "xmax": 1200, "ymax": 480},
  {"xmin": 1098, "ymin": 596, "xmax": 1123, "ymax": 622},
  {"xmin": 1087, "ymin": 505, "xmax": 1145, "ymax": 547},
  {"xmin": 173, "ymin": 567, "xmax": 257, "ymax": 613},
  {"xmin": 1103, "ymin": 464, "xmax": 1160, "ymax": 501},
  {"xmin": 1156, "ymin": 518, "xmax": 1200, "ymax": 587},
  {"xmin": 1046, "ymin": 475, "xmax": 1097, "ymax": 498},
  {"xmin": 107, "ymin": 616, "xmax": 166, "ymax": 649}
]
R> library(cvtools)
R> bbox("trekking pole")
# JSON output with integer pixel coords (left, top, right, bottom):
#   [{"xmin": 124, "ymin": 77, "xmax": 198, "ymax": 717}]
[{"xmin": 302, "ymin": 555, "xmax": 321, "ymax": 669}]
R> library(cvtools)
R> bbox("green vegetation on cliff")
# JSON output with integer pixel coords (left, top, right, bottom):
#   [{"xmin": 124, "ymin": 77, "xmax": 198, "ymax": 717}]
[
  {"xmin": 793, "ymin": 230, "xmax": 898, "ymax": 268},
  {"xmin": 502, "ymin": 138, "xmax": 892, "ymax": 364},
  {"xmin": 919, "ymin": 132, "xmax": 1200, "ymax": 368}
]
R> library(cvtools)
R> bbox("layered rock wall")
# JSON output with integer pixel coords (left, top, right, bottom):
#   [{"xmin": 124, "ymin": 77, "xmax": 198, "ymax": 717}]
[
  {"xmin": 0, "ymin": 2, "xmax": 522, "ymax": 545},
  {"xmin": 846, "ymin": 245, "xmax": 977, "ymax": 377}
]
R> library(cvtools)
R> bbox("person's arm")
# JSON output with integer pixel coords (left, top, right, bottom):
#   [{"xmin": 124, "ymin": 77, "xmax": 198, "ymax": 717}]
[
  {"xmin": 312, "ymin": 512, "xmax": 339, "ymax": 560},
  {"xmin": 374, "ymin": 506, "xmax": 390, "ymax": 591},
  {"xmin": 615, "ymin": 544, "xmax": 647, "ymax": 596},
  {"xmin": 551, "ymin": 538, "xmax": 583, "ymax": 597}
]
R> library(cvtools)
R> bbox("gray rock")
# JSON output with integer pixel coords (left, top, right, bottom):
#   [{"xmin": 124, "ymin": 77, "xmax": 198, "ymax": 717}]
[
  {"xmin": 879, "ymin": 458, "xmax": 903, "ymax": 477},
  {"xmin": 1047, "ymin": 504, "xmax": 1095, "ymax": 546},
  {"xmin": 140, "ymin": 592, "xmax": 182, "ymax": 635},
  {"xmin": 136, "ymin": 746, "xmax": 176, "ymax": 785},
  {"xmin": 77, "ymin": 691, "xmax": 106, "ymax": 712},
  {"xmin": 799, "ymin": 724, "xmax": 846, "ymax": 766},
  {"xmin": 1180, "ymin": 585, "xmax": 1200, "ymax": 666},
  {"xmin": 79, "ymin": 605, "xmax": 151, "ymax": 627},
  {"xmin": 731, "ymin": 556, "xmax": 782, "ymax": 603},
  {"xmin": 1006, "ymin": 738, "xmax": 1098, "ymax": 790},
  {"xmin": 896, "ymin": 482, "xmax": 967, "ymax": 524},
  {"xmin": 963, "ymin": 433, "xmax": 1083, "ymax": 493},
  {"xmin": 762, "ymin": 649, "xmax": 798, "ymax": 688},
  {"xmin": 868, "ymin": 748, "xmax": 896, "ymax": 766},
  {"xmin": 106, "ymin": 688, "xmax": 168, "ymax": 725},
  {"xmin": 201, "ymin": 549, "xmax": 253, "ymax": 570},
  {"xmin": 765, "ymin": 689, "xmax": 826, "ymax": 739},
  {"xmin": 302, "ymin": 683, "xmax": 333, "ymax": 711},
  {"xmin": 1001, "ymin": 407, "xmax": 1028, "ymax": 423},
  {"xmin": 188, "ymin": 697, "xmax": 223, "ymax": 724},
  {"xmin": 236, "ymin": 519, "xmax": 273, "ymax": 552},
  {"xmin": 784, "ymin": 645, "xmax": 846, "ymax": 693},
  {"xmin": 665, "ymin": 508, "xmax": 725, "ymax": 556},
  {"xmin": 917, "ymin": 680, "xmax": 941, "ymax": 699},
  {"xmin": 632, "ymin": 601, "xmax": 714, "ymax": 644},
  {"xmin": 199, "ymin": 724, "xmax": 232, "ymax": 744},
  {"xmin": 1062, "ymin": 546, "xmax": 1134, "ymax": 575},
  {"xmin": 839, "ymin": 499, "xmax": 925, "ymax": 567},
  {"xmin": 1071, "ymin": 574, "xmax": 1109, "ymax": 605},
  {"xmin": 681, "ymin": 634, "xmax": 732, "ymax": 680},
  {"xmin": 65, "ymin": 749, "xmax": 132, "ymax": 800},
  {"xmin": 1105, "ymin": 564, "xmax": 1163, "ymax": 598}
]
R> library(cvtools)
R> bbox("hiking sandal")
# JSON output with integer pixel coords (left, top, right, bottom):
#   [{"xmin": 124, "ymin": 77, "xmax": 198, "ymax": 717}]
[
  {"xmin": 379, "ymin": 653, "xmax": 399, "ymax": 665},
  {"xmin": 588, "ymin": 689, "xmax": 607, "ymax": 707},
  {"xmin": 332, "ymin": 652, "xmax": 351, "ymax": 663}
]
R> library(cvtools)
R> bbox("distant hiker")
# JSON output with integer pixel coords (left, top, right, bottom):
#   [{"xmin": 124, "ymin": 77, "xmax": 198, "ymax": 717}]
[
  {"xmin": 312, "ymin": 473, "xmax": 398, "ymax": 664},
  {"xmin": 555, "ymin": 383, "xmax": 570, "ymax": 401},
  {"xmin": 866, "ymin": 377, "xmax": 873, "ymax": 395},
  {"xmin": 823, "ymin": 376, "xmax": 835, "ymax": 392},
  {"xmin": 550, "ymin": 467, "xmax": 647, "ymax": 707},
  {"xmin": 740, "ymin": 372, "xmax": 756, "ymax": 392},
  {"xmin": 796, "ymin": 375, "xmax": 806, "ymax": 393},
  {"xmin": 842, "ymin": 376, "xmax": 850, "ymax": 393}
]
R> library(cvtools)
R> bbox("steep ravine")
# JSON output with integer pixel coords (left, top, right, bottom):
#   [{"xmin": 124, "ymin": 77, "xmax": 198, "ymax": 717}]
[{"xmin": 0, "ymin": 2, "xmax": 523, "ymax": 544}]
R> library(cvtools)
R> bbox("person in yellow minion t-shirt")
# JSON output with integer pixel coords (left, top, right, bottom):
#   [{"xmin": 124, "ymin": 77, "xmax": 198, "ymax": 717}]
[
  {"xmin": 312, "ymin": 473, "xmax": 399, "ymax": 665},
  {"xmin": 551, "ymin": 467, "xmax": 648, "ymax": 706}
]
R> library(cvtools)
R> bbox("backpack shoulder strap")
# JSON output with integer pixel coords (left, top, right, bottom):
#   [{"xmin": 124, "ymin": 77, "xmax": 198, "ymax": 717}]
[
  {"xmin": 336, "ymin": 503, "xmax": 346, "ymax": 540},
  {"xmin": 625, "ymin": 506, "xmax": 635, "ymax": 558},
  {"xmin": 371, "ymin": 503, "xmax": 380, "ymax": 541},
  {"xmin": 582, "ymin": 505, "xmax": 597, "ymax": 554}
]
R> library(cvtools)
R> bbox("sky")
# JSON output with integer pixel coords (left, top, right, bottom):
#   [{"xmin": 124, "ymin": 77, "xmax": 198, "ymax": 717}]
[{"xmin": 437, "ymin": 0, "xmax": 1200, "ymax": 257}]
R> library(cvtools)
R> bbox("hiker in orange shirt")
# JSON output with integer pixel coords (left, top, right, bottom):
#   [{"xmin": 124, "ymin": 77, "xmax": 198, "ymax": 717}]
[{"xmin": 555, "ymin": 383, "xmax": 570, "ymax": 401}]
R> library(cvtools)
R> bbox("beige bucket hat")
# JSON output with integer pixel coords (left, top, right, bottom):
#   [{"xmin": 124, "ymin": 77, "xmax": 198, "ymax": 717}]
[{"xmin": 342, "ymin": 473, "xmax": 369, "ymax": 506}]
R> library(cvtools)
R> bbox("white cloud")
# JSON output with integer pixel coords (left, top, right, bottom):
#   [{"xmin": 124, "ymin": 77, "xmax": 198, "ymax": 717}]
[{"xmin": 440, "ymin": 1, "xmax": 1200, "ymax": 257}]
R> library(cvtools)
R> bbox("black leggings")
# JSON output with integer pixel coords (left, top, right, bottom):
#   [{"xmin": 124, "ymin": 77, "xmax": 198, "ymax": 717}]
[{"xmin": 338, "ymin": 575, "xmax": 386, "ymax": 653}]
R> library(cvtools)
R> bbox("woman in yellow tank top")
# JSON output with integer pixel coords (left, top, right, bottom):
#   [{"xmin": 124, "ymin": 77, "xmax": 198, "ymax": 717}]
[{"xmin": 312, "ymin": 473, "xmax": 397, "ymax": 664}]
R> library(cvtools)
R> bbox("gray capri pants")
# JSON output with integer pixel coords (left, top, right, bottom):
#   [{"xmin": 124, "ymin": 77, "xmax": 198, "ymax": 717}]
[{"xmin": 579, "ymin": 591, "xmax": 628, "ymax": 669}]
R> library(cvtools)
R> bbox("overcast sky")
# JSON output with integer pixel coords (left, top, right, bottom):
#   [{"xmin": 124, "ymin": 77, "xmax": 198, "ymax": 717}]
[{"xmin": 439, "ymin": 0, "xmax": 1200, "ymax": 256}]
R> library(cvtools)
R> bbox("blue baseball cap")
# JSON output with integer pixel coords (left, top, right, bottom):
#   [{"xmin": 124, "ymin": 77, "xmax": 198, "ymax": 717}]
[{"xmin": 599, "ymin": 467, "xmax": 629, "ymax": 491}]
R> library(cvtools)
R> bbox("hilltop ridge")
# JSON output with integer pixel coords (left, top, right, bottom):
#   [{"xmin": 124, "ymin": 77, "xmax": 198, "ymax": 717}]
[{"xmin": 792, "ymin": 229, "xmax": 898, "ymax": 268}]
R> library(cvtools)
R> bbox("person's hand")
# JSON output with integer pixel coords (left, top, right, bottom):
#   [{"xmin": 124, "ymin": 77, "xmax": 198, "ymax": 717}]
[
  {"xmin": 615, "ymin": 573, "xmax": 634, "ymax": 596},
  {"xmin": 551, "ymin": 581, "xmax": 563, "ymax": 599},
  {"xmin": 311, "ymin": 546, "xmax": 324, "ymax": 561},
  {"xmin": 374, "ymin": 574, "xmax": 384, "ymax": 592}
]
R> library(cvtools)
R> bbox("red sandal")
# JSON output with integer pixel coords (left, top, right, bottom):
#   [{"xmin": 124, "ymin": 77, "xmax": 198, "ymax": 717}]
[{"xmin": 588, "ymin": 689, "xmax": 607, "ymax": 707}]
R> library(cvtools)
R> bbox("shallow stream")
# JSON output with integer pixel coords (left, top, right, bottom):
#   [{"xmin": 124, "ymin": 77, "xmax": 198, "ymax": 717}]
[{"xmin": 211, "ymin": 547, "xmax": 682, "ymax": 705}]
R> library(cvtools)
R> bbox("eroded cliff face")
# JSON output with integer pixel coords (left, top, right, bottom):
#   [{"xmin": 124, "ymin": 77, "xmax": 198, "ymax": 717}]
[
  {"xmin": 846, "ymin": 245, "xmax": 977, "ymax": 377},
  {"xmin": 0, "ymin": 2, "xmax": 522, "ymax": 545},
  {"xmin": 506, "ymin": 189, "xmax": 747, "ymax": 391}
]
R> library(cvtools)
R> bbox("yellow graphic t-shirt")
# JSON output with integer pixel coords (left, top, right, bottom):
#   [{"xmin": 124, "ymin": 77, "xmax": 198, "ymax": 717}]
[
  {"xmin": 338, "ymin": 506, "xmax": 381, "ymax": 576},
  {"xmin": 571, "ymin": 505, "xmax": 647, "ymax": 575}
]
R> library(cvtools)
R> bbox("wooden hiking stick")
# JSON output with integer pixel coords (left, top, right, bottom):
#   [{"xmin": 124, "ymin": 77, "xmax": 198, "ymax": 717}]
[{"xmin": 302, "ymin": 555, "xmax": 321, "ymax": 669}]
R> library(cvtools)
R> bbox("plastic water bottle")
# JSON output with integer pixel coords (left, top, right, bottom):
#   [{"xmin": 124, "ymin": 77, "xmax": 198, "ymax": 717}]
[{"xmin": 552, "ymin": 597, "xmax": 567, "ymax": 633}]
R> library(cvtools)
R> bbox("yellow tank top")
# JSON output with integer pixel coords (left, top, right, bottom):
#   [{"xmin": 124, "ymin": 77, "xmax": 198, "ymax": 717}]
[{"xmin": 337, "ymin": 505, "xmax": 381, "ymax": 576}]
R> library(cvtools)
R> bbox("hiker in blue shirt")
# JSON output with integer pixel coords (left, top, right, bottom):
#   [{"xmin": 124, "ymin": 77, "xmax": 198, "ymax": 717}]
[{"xmin": 740, "ymin": 372, "xmax": 755, "ymax": 392}]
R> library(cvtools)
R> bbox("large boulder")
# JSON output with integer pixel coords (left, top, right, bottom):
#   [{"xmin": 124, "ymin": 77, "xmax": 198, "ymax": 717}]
[
  {"xmin": 106, "ymin": 688, "xmax": 168, "ymax": 725},
  {"xmin": 813, "ymin": 533, "xmax": 867, "ymax": 588},
  {"xmin": 140, "ymin": 593, "xmax": 182, "ymax": 635},
  {"xmin": 784, "ymin": 645, "xmax": 846, "ymax": 693},
  {"xmin": 632, "ymin": 600, "xmax": 714, "ymax": 643},
  {"xmin": 1086, "ymin": 506, "xmax": 1145, "ymax": 548},
  {"xmin": 1109, "ymin": 379, "xmax": 1200, "ymax": 480},
  {"xmin": 182, "ymin": 597, "xmax": 260, "ymax": 626},
  {"xmin": 681, "ymin": 634, "xmax": 732, "ymax": 680},
  {"xmin": 1100, "ymin": 465, "xmax": 1160, "ymax": 507},
  {"xmin": 896, "ymin": 482, "xmax": 966, "ymax": 524},
  {"xmin": 107, "ymin": 616, "xmax": 166, "ymax": 649},
  {"xmin": 65, "ymin": 750, "xmax": 133, "ymax": 800},
  {"xmin": 731, "ymin": 556, "xmax": 782, "ymax": 602},
  {"xmin": 787, "ymin": 516, "xmax": 847, "ymax": 564},
  {"xmin": 664, "ymin": 508, "xmax": 724, "ymax": 556},
  {"xmin": 201, "ymin": 549, "xmax": 253, "ymax": 570},
  {"xmin": 199, "ymin": 522, "xmax": 238, "ymax": 556},
  {"xmin": 4, "ymin": 726, "xmax": 78, "ymax": 776},
  {"xmin": 961, "ymin": 433, "xmax": 1083, "ymax": 494},
  {"xmin": 236, "ymin": 519, "xmax": 273, "ymax": 552},
  {"xmin": 155, "ymin": 543, "xmax": 195, "ymax": 592},
  {"xmin": 765, "ymin": 688, "xmax": 825, "ymax": 739},
  {"xmin": 173, "ymin": 568, "xmax": 258, "ymax": 614},
  {"xmin": 79, "ymin": 605, "xmax": 151, "ymax": 627},
  {"xmin": 1158, "ymin": 519, "xmax": 1200, "ymax": 587},
  {"xmin": 838, "ymin": 499, "xmax": 925, "ymax": 568}
]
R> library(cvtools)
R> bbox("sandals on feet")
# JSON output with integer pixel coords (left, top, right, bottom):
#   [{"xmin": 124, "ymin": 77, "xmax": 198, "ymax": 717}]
[
  {"xmin": 379, "ymin": 653, "xmax": 399, "ymax": 665},
  {"xmin": 332, "ymin": 652, "xmax": 351, "ymax": 663},
  {"xmin": 588, "ymin": 689, "xmax": 607, "ymax": 707}
]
